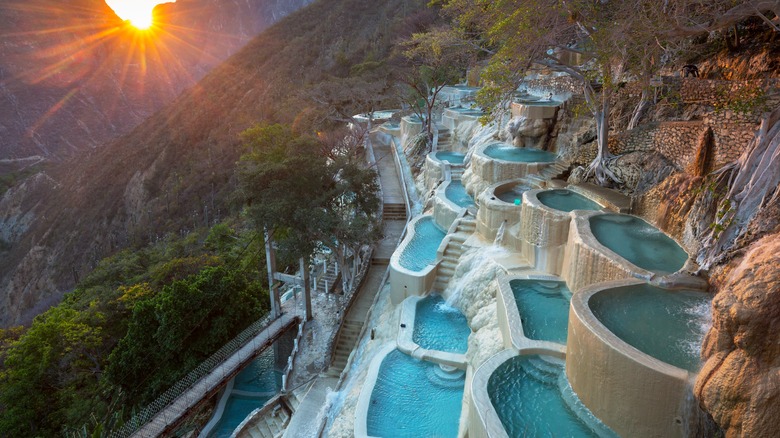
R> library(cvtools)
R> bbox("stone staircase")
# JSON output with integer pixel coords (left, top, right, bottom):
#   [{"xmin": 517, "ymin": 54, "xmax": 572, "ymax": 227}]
[
  {"xmin": 314, "ymin": 261, "xmax": 339, "ymax": 294},
  {"xmin": 437, "ymin": 127, "xmax": 454, "ymax": 150},
  {"xmin": 382, "ymin": 203, "xmax": 407, "ymax": 221},
  {"xmin": 326, "ymin": 319, "xmax": 364, "ymax": 376},
  {"xmin": 432, "ymin": 217, "xmax": 476, "ymax": 293}
]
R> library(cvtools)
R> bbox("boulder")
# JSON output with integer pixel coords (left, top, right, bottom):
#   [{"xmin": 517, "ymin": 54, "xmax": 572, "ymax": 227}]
[{"xmin": 695, "ymin": 233, "xmax": 780, "ymax": 437}]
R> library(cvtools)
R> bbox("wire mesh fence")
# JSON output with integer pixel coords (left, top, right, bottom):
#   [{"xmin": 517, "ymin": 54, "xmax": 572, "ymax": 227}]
[{"xmin": 110, "ymin": 313, "xmax": 277, "ymax": 438}]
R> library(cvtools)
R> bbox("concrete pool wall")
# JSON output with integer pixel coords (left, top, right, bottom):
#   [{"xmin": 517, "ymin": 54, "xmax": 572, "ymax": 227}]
[
  {"xmin": 517, "ymin": 189, "xmax": 605, "ymax": 275},
  {"xmin": 467, "ymin": 142, "xmax": 556, "ymax": 197},
  {"xmin": 495, "ymin": 273, "xmax": 569, "ymax": 356},
  {"xmin": 561, "ymin": 211, "xmax": 691, "ymax": 293},
  {"xmin": 566, "ymin": 279, "xmax": 697, "ymax": 438},
  {"xmin": 389, "ymin": 215, "xmax": 445, "ymax": 304},
  {"xmin": 433, "ymin": 179, "xmax": 473, "ymax": 231}
]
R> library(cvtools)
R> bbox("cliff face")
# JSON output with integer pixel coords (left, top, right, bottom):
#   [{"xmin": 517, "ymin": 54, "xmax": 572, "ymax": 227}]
[
  {"xmin": 695, "ymin": 233, "xmax": 780, "ymax": 438},
  {"xmin": 0, "ymin": 0, "xmax": 312, "ymax": 163}
]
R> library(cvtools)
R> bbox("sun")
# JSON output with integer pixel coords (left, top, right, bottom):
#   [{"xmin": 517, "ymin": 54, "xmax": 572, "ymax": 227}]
[{"xmin": 105, "ymin": 1, "xmax": 175, "ymax": 30}]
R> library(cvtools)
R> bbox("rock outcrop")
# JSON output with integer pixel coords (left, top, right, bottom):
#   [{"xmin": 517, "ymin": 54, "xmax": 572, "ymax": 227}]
[{"xmin": 695, "ymin": 233, "xmax": 780, "ymax": 437}]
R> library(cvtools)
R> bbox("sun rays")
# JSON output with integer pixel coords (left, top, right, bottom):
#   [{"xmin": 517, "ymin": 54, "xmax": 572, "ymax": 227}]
[
  {"xmin": 0, "ymin": 0, "xmax": 231, "ymax": 146},
  {"xmin": 105, "ymin": 1, "xmax": 174, "ymax": 30}
]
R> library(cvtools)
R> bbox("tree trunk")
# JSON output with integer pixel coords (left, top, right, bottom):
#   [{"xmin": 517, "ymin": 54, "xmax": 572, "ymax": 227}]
[
  {"xmin": 300, "ymin": 257, "xmax": 313, "ymax": 321},
  {"xmin": 588, "ymin": 93, "xmax": 621, "ymax": 185},
  {"xmin": 700, "ymin": 108, "xmax": 780, "ymax": 268},
  {"xmin": 628, "ymin": 89, "xmax": 650, "ymax": 130},
  {"xmin": 264, "ymin": 229, "xmax": 281, "ymax": 318}
]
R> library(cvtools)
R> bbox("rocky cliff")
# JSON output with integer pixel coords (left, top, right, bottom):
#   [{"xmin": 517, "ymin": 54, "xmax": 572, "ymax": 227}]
[{"xmin": 695, "ymin": 233, "xmax": 780, "ymax": 438}]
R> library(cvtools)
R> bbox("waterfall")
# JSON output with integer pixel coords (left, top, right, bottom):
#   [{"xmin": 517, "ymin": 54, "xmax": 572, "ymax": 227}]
[
  {"xmin": 494, "ymin": 220, "xmax": 507, "ymax": 246},
  {"xmin": 445, "ymin": 245, "xmax": 508, "ymax": 310}
]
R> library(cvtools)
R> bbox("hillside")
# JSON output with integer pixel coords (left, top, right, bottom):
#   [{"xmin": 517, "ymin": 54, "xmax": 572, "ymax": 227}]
[
  {"xmin": 0, "ymin": 0, "xmax": 312, "ymax": 164},
  {"xmin": 0, "ymin": 0, "xmax": 430, "ymax": 327}
]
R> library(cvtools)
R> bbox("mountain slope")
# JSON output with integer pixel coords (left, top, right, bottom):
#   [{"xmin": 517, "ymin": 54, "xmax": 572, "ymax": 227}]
[
  {"xmin": 0, "ymin": 0, "xmax": 313, "ymax": 163},
  {"xmin": 0, "ymin": 0, "xmax": 431, "ymax": 326}
]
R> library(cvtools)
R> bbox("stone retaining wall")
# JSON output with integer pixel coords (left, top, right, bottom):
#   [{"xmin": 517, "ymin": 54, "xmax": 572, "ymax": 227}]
[{"xmin": 609, "ymin": 120, "xmax": 756, "ymax": 172}]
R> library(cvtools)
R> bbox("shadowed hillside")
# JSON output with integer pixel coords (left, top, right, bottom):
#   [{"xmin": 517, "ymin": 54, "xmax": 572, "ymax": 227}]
[
  {"xmin": 0, "ymin": 0, "xmax": 431, "ymax": 326},
  {"xmin": 0, "ymin": 0, "xmax": 312, "ymax": 163}
]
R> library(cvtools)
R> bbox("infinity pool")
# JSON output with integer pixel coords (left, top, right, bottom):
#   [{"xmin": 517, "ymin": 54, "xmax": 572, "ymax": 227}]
[
  {"xmin": 367, "ymin": 349, "xmax": 465, "ymax": 437},
  {"xmin": 399, "ymin": 217, "xmax": 446, "ymax": 271},
  {"xmin": 511, "ymin": 280, "xmax": 572, "ymax": 345},
  {"xmin": 435, "ymin": 151, "xmax": 466, "ymax": 165},
  {"xmin": 488, "ymin": 355, "xmax": 614, "ymax": 437},
  {"xmin": 484, "ymin": 144, "xmax": 557, "ymax": 163},
  {"xmin": 444, "ymin": 180, "xmax": 475, "ymax": 208},
  {"xmin": 413, "ymin": 295, "xmax": 470, "ymax": 353},
  {"xmin": 538, "ymin": 189, "xmax": 601, "ymax": 212},
  {"xmin": 589, "ymin": 284, "xmax": 712, "ymax": 372},
  {"xmin": 589, "ymin": 214, "xmax": 688, "ymax": 274}
]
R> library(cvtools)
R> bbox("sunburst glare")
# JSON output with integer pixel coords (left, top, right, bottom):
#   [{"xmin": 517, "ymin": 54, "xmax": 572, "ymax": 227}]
[{"xmin": 105, "ymin": 0, "xmax": 175, "ymax": 30}]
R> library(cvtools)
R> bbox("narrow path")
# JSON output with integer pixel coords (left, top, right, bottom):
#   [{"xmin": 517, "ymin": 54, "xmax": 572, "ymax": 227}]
[
  {"xmin": 130, "ymin": 314, "xmax": 298, "ymax": 438},
  {"xmin": 283, "ymin": 138, "xmax": 407, "ymax": 438}
]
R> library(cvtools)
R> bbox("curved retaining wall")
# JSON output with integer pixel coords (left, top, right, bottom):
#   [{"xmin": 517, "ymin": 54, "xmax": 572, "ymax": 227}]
[
  {"xmin": 433, "ymin": 180, "xmax": 468, "ymax": 231},
  {"xmin": 518, "ymin": 189, "xmax": 604, "ymax": 275},
  {"xmin": 469, "ymin": 143, "xmax": 554, "ymax": 194},
  {"xmin": 389, "ymin": 216, "xmax": 441, "ymax": 304},
  {"xmin": 475, "ymin": 180, "xmax": 530, "ymax": 243},
  {"xmin": 567, "ymin": 279, "xmax": 694, "ymax": 438},
  {"xmin": 354, "ymin": 343, "xmax": 396, "ymax": 438},
  {"xmin": 495, "ymin": 273, "xmax": 568, "ymax": 356},
  {"xmin": 561, "ymin": 211, "xmax": 681, "ymax": 293}
]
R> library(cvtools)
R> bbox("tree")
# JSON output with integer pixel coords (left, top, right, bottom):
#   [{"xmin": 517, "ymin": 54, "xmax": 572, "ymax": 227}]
[
  {"xmin": 440, "ymin": 0, "xmax": 679, "ymax": 185},
  {"xmin": 396, "ymin": 25, "xmax": 477, "ymax": 151},
  {"xmin": 106, "ymin": 266, "xmax": 265, "ymax": 404},
  {"xmin": 237, "ymin": 124, "xmax": 381, "ymax": 296}
]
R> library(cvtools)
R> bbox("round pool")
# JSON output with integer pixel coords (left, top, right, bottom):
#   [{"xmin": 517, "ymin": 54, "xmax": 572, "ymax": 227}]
[
  {"xmin": 510, "ymin": 279, "xmax": 572, "ymax": 344},
  {"xmin": 488, "ymin": 355, "xmax": 615, "ymax": 437},
  {"xmin": 413, "ymin": 295, "xmax": 470, "ymax": 353},
  {"xmin": 484, "ymin": 143, "xmax": 557, "ymax": 163},
  {"xmin": 367, "ymin": 349, "xmax": 464, "ymax": 437},
  {"xmin": 496, "ymin": 184, "xmax": 533, "ymax": 204},
  {"xmin": 589, "ymin": 284, "xmax": 711, "ymax": 372},
  {"xmin": 589, "ymin": 214, "xmax": 688, "ymax": 274},
  {"xmin": 538, "ymin": 189, "xmax": 601, "ymax": 212}
]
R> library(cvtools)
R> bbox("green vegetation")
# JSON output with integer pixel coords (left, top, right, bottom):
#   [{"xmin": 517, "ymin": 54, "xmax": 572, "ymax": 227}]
[{"xmin": 0, "ymin": 224, "xmax": 269, "ymax": 437}]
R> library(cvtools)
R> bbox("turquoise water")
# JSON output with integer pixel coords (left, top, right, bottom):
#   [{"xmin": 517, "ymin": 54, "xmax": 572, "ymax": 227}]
[
  {"xmin": 451, "ymin": 85, "xmax": 479, "ymax": 91},
  {"xmin": 367, "ymin": 349, "xmax": 465, "ymax": 437},
  {"xmin": 208, "ymin": 348, "xmax": 282, "ymax": 437},
  {"xmin": 449, "ymin": 106, "xmax": 484, "ymax": 115},
  {"xmin": 515, "ymin": 98, "xmax": 562, "ymax": 107},
  {"xmin": 404, "ymin": 115, "xmax": 423, "ymax": 123},
  {"xmin": 489, "ymin": 355, "xmax": 614, "ymax": 437},
  {"xmin": 484, "ymin": 144, "xmax": 557, "ymax": 163},
  {"xmin": 538, "ymin": 189, "xmax": 601, "ymax": 212},
  {"xmin": 399, "ymin": 217, "xmax": 446, "ymax": 271},
  {"xmin": 413, "ymin": 295, "xmax": 471, "ymax": 353},
  {"xmin": 436, "ymin": 151, "xmax": 465, "ymax": 164},
  {"xmin": 497, "ymin": 184, "xmax": 533, "ymax": 204},
  {"xmin": 444, "ymin": 181, "xmax": 474, "ymax": 208},
  {"xmin": 510, "ymin": 280, "xmax": 572, "ymax": 344},
  {"xmin": 589, "ymin": 214, "xmax": 688, "ymax": 274},
  {"xmin": 589, "ymin": 284, "xmax": 712, "ymax": 372}
]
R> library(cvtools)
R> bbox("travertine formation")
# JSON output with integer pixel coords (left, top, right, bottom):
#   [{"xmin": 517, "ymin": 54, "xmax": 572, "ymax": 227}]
[{"xmin": 695, "ymin": 233, "xmax": 780, "ymax": 438}]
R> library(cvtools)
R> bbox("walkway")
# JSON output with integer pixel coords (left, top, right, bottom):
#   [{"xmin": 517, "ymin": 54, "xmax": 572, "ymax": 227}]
[
  {"xmin": 130, "ymin": 314, "xmax": 299, "ymax": 438},
  {"xmin": 283, "ymin": 138, "xmax": 407, "ymax": 438}
]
